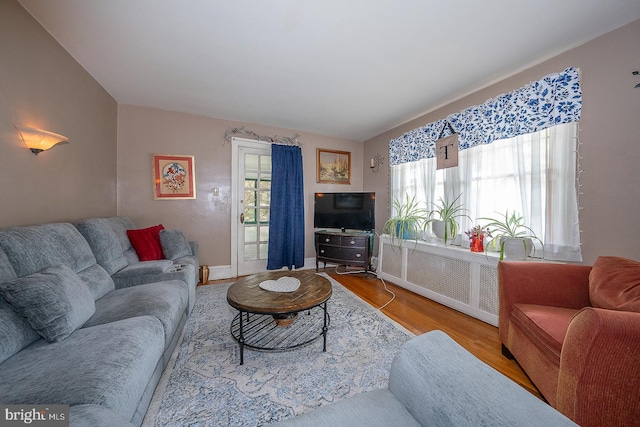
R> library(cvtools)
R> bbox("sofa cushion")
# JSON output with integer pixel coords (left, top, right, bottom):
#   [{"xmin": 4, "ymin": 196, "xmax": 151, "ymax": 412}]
[
  {"xmin": 589, "ymin": 256, "xmax": 640, "ymax": 312},
  {"xmin": 159, "ymin": 229, "xmax": 192, "ymax": 260},
  {"xmin": 76, "ymin": 263, "xmax": 116, "ymax": 301},
  {"xmin": 0, "ymin": 316, "xmax": 165, "ymax": 423},
  {"xmin": 0, "ymin": 248, "xmax": 17, "ymax": 283},
  {"xmin": 0, "ymin": 223, "xmax": 97, "ymax": 277},
  {"xmin": 0, "ymin": 248, "xmax": 33, "ymax": 363},
  {"xmin": 272, "ymin": 388, "xmax": 420, "ymax": 427},
  {"xmin": 74, "ymin": 218, "xmax": 129, "ymax": 275},
  {"xmin": 84, "ymin": 280, "xmax": 188, "ymax": 345},
  {"xmin": 127, "ymin": 224, "xmax": 165, "ymax": 261},
  {"xmin": 510, "ymin": 303, "xmax": 579, "ymax": 364},
  {"xmin": 0, "ymin": 265, "xmax": 96, "ymax": 342},
  {"xmin": 0, "ymin": 298, "xmax": 40, "ymax": 364},
  {"xmin": 113, "ymin": 260, "xmax": 173, "ymax": 277}
]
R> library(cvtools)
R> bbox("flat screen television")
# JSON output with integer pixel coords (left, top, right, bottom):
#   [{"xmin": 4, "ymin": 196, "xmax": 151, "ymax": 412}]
[{"xmin": 314, "ymin": 192, "xmax": 375, "ymax": 231}]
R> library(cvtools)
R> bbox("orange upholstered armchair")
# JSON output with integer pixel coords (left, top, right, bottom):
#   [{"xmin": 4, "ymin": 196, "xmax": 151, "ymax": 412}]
[{"xmin": 498, "ymin": 257, "xmax": 640, "ymax": 426}]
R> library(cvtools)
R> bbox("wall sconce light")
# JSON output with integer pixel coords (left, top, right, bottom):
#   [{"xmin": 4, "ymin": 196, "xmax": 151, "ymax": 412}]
[
  {"xmin": 370, "ymin": 154, "xmax": 384, "ymax": 173},
  {"xmin": 15, "ymin": 125, "xmax": 68, "ymax": 155}
]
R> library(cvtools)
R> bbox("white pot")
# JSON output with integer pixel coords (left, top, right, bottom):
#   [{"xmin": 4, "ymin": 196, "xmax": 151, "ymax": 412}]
[
  {"xmin": 501, "ymin": 237, "xmax": 533, "ymax": 260},
  {"xmin": 432, "ymin": 220, "xmax": 445, "ymax": 239}
]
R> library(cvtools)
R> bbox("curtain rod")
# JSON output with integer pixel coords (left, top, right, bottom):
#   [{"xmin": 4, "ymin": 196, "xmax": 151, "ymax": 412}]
[{"xmin": 224, "ymin": 127, "xmax": 302, "ymax": 146}]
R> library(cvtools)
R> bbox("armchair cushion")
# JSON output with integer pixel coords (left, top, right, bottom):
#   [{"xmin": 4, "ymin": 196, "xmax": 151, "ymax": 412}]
[
  {"xmin": 511, "ymin": 304, "xmax": 579, "ymax": 363},
  {"xmin": 159, "ymin": 229, "xmax": 192, "ymax": 260},
  {"xmin": 589, "ymin": 256, "xmax": 640, "ymax": 312},
  {"xmin": 0, "ymin": 265, "xmax": 95, "ymax": 342},
  {"xmin": 126, "ymin": 225, "xmax": 165, "ymax": 261}
]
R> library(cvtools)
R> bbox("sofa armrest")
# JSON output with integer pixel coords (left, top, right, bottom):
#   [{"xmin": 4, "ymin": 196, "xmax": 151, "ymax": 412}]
[
  {"xmin": 498, "ymin": 261, "xmax": 592, "ymax": 343},
  {"xmin": 188, "ymin": 240, "xmax": 199, "ymax": 260},
  {"xmin": 388, "ymin": 331, "xmax": 576, "ymax": 426},
  {"xmin": 556, "ymin": 307, "xmax": 640, "ymax": 426}
]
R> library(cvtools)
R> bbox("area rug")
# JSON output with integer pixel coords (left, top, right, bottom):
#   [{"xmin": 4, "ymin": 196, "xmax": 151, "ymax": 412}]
[{"xmin": 142, "ymin": 273, "xmax": 413, "ymax": 427}]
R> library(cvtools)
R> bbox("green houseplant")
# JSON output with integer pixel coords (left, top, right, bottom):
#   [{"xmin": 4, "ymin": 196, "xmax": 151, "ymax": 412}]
[
  {"xmin": 479, "ymin": 210, "xmax": 543, "ymax": 260},
  {"xmin": 428, "ymin": 194, "xmax": 470, "ymax": 245},
  {"xmin": 383, "ymin": 194, "xmax": 429, "ymax": 246}
]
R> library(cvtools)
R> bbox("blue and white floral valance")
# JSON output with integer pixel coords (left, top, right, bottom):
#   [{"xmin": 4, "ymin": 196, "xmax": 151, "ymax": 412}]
[{"xmin": 389, "ymin": 67, "xmax": 582, "ymax": 165}]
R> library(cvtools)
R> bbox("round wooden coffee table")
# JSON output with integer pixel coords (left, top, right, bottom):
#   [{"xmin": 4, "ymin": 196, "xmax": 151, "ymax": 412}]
[{"xmin": 226, "ymin": 270, "xmax": 332, "ymax": 365}]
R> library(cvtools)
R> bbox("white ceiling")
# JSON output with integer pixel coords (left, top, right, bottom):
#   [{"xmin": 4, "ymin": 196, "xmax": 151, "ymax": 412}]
[{"xmin": 18, "ymin": 0, "xmax": 640, "ymax": 142}]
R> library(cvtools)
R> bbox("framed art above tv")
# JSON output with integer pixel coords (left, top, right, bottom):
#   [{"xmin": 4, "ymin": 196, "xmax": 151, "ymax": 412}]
[{"xmin": 317, "ymin": 148, "xmax": 351, "ymax": 184}]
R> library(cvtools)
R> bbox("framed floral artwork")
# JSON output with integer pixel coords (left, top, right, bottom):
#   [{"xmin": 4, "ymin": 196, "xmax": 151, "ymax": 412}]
[
  {"xmin": 317, "ymin": 148, "xmax": 351, "ymax": 184},
  {"xmin": 153, "ymin": 154, "xmax": 196, "ymax": 200}
]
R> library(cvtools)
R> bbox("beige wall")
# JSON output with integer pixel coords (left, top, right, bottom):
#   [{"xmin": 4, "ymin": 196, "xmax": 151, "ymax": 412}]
[
  {"xmin": 0, "ymin": 1, "xmax": 118, "ymax": 227},
  {"xmin": 364, "ymin": 19, "xmax": 640, "ymax": 265},
  {"xmin": 117, "ymin": 105, "xmax": 363, "ymax": 266}
]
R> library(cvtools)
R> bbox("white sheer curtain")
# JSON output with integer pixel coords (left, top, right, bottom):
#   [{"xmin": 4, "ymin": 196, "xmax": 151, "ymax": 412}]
[{"xmin": 390, "ymin": 122, "xmax": 582, "ymax": 261}]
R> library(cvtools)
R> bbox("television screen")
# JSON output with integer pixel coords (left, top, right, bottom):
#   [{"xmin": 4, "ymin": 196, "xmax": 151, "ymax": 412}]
[{"xmin": 314, "ymin": 192, "xmax": 375, "ymax": 231}]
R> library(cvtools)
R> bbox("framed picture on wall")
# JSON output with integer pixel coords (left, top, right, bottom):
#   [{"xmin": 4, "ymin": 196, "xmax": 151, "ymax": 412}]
[
  {"xmin": 152, "ymin": 154, "xmax": 196, "ymax": 200},
  {"xmin": 317, "ymin": 148, "xmax": 351, "ymax": 184}
]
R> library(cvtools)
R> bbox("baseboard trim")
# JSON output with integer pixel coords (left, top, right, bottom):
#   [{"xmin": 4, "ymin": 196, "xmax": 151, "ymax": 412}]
[
  {"xmin": 207, "ymin": 265, "xmax": 233, "ymax": 280},
  {"xmin": 204, "ymin": 257, "xmax": 320, "ymax": 281}
]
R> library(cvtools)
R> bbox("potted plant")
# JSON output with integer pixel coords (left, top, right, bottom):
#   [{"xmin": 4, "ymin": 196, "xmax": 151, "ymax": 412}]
[
  {"xmin": 478, "ymin": 210, "xmax": 543, "ymax": 260},
  {"xmin": 383, "ymin": 194, "xmax": 429, "ymax": 246},
  {"xmin": 428, "ymin": 194, "xmax": 470, "ymax": 245}
]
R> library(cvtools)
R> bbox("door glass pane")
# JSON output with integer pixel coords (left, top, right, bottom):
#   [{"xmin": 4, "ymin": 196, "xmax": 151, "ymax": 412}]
[
  {"xmin": 259, "ymin": 191, "xmax": 270, "ymax": 207},
  {"xmin": 258, "ymin": 208, "xmax": 269, "ymax": 223},
  {"xmin": 244, "ymin": 226, "xmax": 257, "ymax": 243},
  {"xmin": 260, "ymin": 156, "xmax": 271, "ymax": 172},
  {"xmin": 259, "ymin": 226, "xmax": 269, "ymax": 241},
  {"xmin": 244, "ymin": 189, "xmax": 255, "ymax": 204},
  {"xmin": 245, "ymin": 154, "xmax": 259, "ymax": 170},
  {"xmin": 259, "ymin": 243, "xmax": 268, "ymax": 259},
  {"xmin": 244, "ymin": 244, "xmax": 257, "ymax": 260},
  {"xmin": 245, "ymin": 171, "xmax": 258, "ymax": 182},
  {"xmin": 245, "ymin": 208, "xmax": 256, "ymax": 224}
]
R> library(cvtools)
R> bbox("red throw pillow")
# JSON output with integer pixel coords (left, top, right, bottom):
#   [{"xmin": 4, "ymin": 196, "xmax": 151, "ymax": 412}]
[
  {"xmin": 589, "ymin": 256, "xmax": 640, "ymax": 312},
  {"xmin": 126, "ymin": 224, "xmax": 166, "ymax": 261}
]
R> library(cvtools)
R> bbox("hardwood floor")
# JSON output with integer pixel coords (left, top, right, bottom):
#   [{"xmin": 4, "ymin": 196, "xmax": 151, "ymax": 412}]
[
  {"xmin": 324, "ymin": 269, "xmax": 541, "ymax": 399},
  {"xmin": 204, "ymin": 268, "xmax": 541, "ymax": 399}
]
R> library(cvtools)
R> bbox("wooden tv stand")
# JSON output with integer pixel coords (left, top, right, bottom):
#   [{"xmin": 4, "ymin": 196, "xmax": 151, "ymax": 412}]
[{"xmin": 315, "ymin": 230, "xmax": 372, "ymax": 272}]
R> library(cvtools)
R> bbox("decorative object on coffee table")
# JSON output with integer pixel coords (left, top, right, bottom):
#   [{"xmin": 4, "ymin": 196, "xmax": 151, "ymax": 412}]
[
  {"xmin": 272, "ymin": 313, "xmax": 298, "ymax": 327},
  {"xmin": 259, "ymin": 276, "xmax": 301, "ymax": 292}
]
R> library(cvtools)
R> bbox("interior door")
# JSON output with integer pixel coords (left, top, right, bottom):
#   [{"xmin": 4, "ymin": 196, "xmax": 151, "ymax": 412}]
[{"xmin": 233, "ymin": 140, "xmax": 271, "ymax": 276}]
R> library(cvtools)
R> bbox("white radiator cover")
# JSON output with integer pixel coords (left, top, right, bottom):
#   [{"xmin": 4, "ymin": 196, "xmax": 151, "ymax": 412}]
[{"xmin": 378, "ymin": 235, "xmax": 499, "ymax": 326}]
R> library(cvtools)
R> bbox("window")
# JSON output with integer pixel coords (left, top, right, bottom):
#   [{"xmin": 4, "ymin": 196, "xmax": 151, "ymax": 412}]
[{"xmin": 390, "ymin": 122, "xmax": 582, "ymax": 261}]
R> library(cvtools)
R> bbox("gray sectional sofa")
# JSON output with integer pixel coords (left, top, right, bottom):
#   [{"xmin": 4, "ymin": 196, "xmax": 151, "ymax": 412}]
[{"xmin": 0, "ymin": 217, "xmax": 198, "ymax": 427}]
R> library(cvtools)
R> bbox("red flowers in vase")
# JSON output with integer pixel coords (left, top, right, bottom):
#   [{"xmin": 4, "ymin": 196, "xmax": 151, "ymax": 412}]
[{"xmin": 465, "ymin": 225, "xmax": 491, "ymax": 252}]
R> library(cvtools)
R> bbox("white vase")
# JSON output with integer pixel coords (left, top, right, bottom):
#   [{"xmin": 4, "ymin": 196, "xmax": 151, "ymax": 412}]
[
  {"xmin": 502, "ymin": 237, "xmax": 533, "ymax": 260},
  {"xmin": 432, "ymin": 220, "xmax": 445, "ymax": 239}
]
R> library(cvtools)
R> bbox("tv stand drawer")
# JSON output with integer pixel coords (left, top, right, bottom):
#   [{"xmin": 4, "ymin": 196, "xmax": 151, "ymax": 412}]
[
  {"xmin": 315, "ymin": 231, "xmax": 371, "ymax": 271},
  {"xmin": 318, "ymin": 245, "xmax": 367, "ymax": 262},
  {"xmin": 341, "ymin": 235, "xmax": 368, "ymax": 247},
  {"xmin": 317, "ymin": 233, "xmax": 341, "ymax": 245}
]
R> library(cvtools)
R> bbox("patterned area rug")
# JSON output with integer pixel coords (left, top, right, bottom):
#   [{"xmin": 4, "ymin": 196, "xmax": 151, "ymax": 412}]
[{"xmin": 143, "ymin": 273, "xmax": 413, "ymax": 427}]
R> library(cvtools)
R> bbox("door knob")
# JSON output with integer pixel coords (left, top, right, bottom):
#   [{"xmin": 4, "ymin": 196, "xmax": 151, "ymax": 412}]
[{"xmin": 240, "ymin": 213, "xmax": 244, "ymax": 223}]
